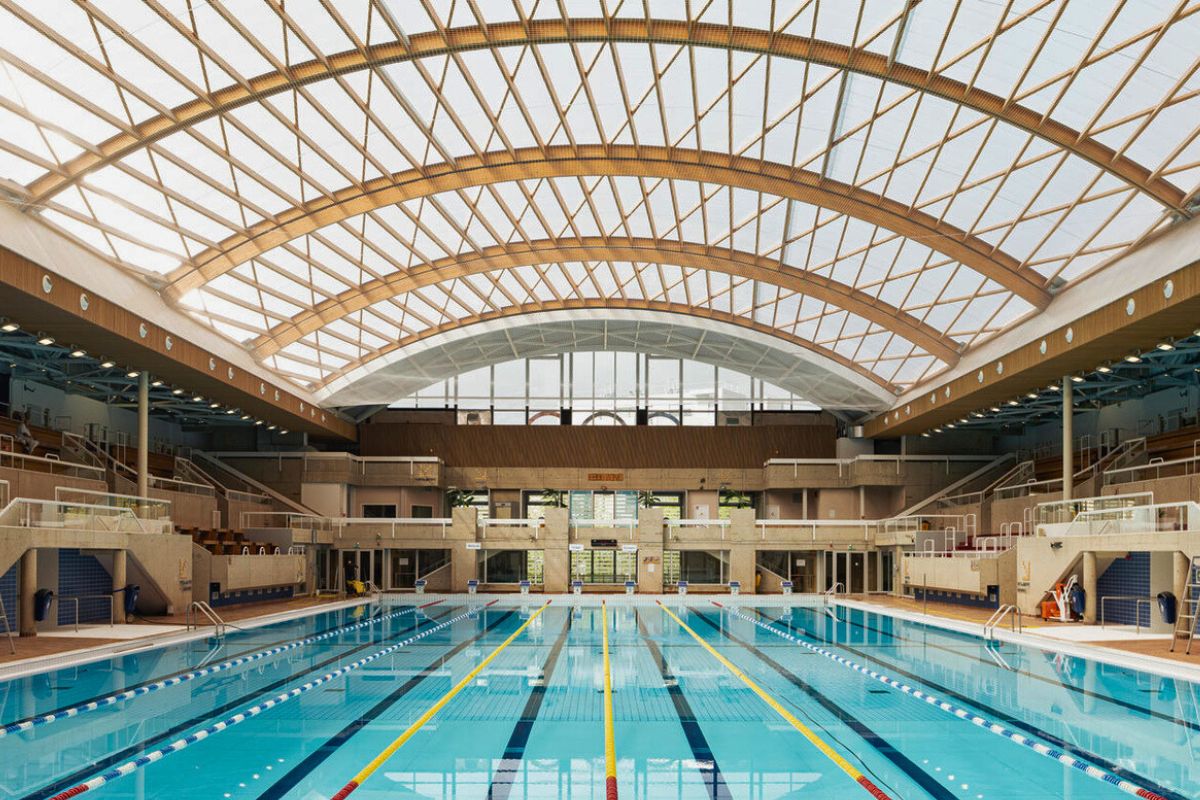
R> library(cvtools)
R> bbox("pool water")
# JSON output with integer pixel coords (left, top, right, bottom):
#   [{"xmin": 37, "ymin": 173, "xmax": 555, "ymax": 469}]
[{"xmin": 0, "ymin": 596, "xmax": 1197, "ymax": 800}]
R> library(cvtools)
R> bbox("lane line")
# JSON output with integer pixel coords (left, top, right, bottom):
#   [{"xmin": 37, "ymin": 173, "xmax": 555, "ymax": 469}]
[
  {"xmin": 330, "ymin": 601, "xmax": 552, "ymax": 800},
  {"xmin": 45, "ymin": 602, "xmax": 495, "ymax": 800},
  {"xmin": 656, "ymin": 601, "xmax": 894, "ymax": 800},
  {"xmin": 689, "ymin": 608, "xmax": 950, "ymax": 800},
  {"xmin": 721, "ymin": 603, "xmax": 1172, "ymax": 800},
  {"xmin": 635, "ymin": 609, "xmax": 733, "ymax": 800},
  {"xmin": 0, "ymin": 601, "xmax": 439, "ymax": 738},
  {"xmin": 602, "ymin": 601, "xmax": 618, "ymax": 800},
  {"xmin": 24, "ymin": 605, "xmax": 460, "ymax": 800},
  {"xmin": 485, "ymin": 609, "xmax": 572, "ymax": 800},
  {"xmin": 775, "ymin": 605, "xmax": 1191, "ymax": 800},
  {"xmin": 259, "ymin": 607, "xmax": 517, "ymax": 800}
]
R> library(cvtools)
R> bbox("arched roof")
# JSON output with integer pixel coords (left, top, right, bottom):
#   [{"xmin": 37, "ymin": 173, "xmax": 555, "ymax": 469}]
[{"xmin": 1, "ymin": 1, "xmax": 1196, "ymax": 409}]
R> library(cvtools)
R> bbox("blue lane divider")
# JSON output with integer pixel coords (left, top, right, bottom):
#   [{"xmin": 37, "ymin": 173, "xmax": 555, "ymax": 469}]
[
  {"xmin": 1, "ymin": 599, "xmax": 441, "ymax": 739},
  {"xmin": 713, "ymin": 602, "xmax": 1169, "ymax": 800},
  {"xmin": 49, "ymin": 600, "xmax": 498, "ymax": 800}
]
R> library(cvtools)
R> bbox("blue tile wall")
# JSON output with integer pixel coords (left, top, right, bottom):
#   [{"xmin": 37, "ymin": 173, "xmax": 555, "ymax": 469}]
[
  {"xmin": 57, "ymin": 549, "xmax": 114, "ymax": 624},
  {"xmin": 0, "ymin": 564, "xmax": 16, "ymax": 629},
  {"xmin": 1096, "ymin": 552, "xmax": 1151, "ymax": 626},
  {"xmin": 209, "ymin": 584, "xmax": 294, "ymax": 608}
]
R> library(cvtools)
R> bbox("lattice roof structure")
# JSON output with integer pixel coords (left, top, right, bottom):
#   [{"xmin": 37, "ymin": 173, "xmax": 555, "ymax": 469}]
[{"xmin": 1, "ymin": 0, "xmax": 1197, "ymax": 411}]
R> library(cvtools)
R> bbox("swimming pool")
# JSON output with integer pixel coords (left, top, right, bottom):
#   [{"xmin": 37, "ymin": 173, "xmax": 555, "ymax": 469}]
[{"xmin": 1, "ymin": 596, "xmax": 1196, "ymax": 800}]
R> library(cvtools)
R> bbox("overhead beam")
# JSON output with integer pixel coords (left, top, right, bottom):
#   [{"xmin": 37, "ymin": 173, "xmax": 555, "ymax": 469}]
[
  {"xmin": 24, "ymin": 18, "xmax": 1184, "ymax": 213},
  {"xmin": 307, "ymin": 298, "xmax": 901, "ymax": 396},
  {"xmin": 162, "ymin": 145, "xmax": 1050, "ymax": 309},
  {"xmin": 248, "ymin": 237, "xmax": 962, "ymax": 365}
]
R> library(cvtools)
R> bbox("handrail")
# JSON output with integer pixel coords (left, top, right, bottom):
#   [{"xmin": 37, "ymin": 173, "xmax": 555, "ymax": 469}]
[
  {"xmin": 186, "ymin": 600, "xmax": 225, "ymax": 637},
  {"xmin": 983, "ymin": 604, "xmax": 1022, "ymax": 639},
  {"xmin": 0, "ymin": 448, "xmax": 106, "ymax": 479},
  {"xmin": 1100, "ymin": 595, "xmax": 1152, "ymax": 633}
]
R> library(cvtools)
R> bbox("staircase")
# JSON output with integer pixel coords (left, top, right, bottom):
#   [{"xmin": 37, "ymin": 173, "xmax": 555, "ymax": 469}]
[{"xmin": 1170, "ymin": 555, "xmax": 1200, "ymax": 655}]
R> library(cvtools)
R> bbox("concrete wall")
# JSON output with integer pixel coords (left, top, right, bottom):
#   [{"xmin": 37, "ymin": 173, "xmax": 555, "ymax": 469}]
[{"xmin": 0, "ymin": 466, "xmax": 107, "ymax": 501}]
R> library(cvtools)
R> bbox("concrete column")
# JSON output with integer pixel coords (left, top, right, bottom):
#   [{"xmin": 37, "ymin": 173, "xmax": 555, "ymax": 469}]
[
  {"xmin": 1062, "ymin": 375, "xmax": 1073, "ymax": 502},
  {"xmin": 542, "ymin": 508, "xmax": 569, "ymax": 593},
  {"xmin": 137, "ymin": 371, "xmax": 149, "ymax": 498},
  {"xmin": 112, "ymin": 549, "xmax": 128, "ymax": 622},
  {"xmin": 862, "ymin": 551, "xmax": 870, "ymax": 595},
  {"xmin": 18, "ymin": 549, "xmax": 36, "ymax": 636},
  {"xmin": 1082, "ymin": 551, "xmax": 1097, "ymax": 624},
  {"xmin": 815, "ymin": 550, "xmax": 826, "ymax": 592},
  {"xmin": 801, "ymin": 489, "xmax": 808, "ymax": 519},
  {"xmin": 637, "ymin": 508, "xmax": 665, "ymax": 594},
  {"xmin": 448, "ymin": 507, "xmax": 479, "ymax": 592}
]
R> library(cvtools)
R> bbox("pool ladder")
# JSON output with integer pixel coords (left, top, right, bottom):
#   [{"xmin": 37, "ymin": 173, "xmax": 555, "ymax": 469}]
[
  {"xmin": 983, "ymin": 604, "xmax": 1022, "ymax": 640},
  {"xmin": 823, "ymin": 583, "xmax": 843, "ymax": 621},
  {"xmin": 0, "ymin": 593, "xmax": 15, "ymax": 654},
  {"xmin": 1170, "ymin": 555, "xmax": 1200, "ymax": 655},
  {"xmin": 187, "ymin": 600, "xmax": 227, "ymax": 638}
]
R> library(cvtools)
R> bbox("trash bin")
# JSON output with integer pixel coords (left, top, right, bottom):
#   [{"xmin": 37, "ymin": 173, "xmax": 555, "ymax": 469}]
[
  {"xmin": 123, "ymin": 584, "xmax": 140, "ymax": 616},
  {"xmin": 1158, "ymin": 591, "xmax": 1177, "ymax": 625},
  {"xmin": 33, "ymin": 589, "xmax": 54, "ymax": 622}
]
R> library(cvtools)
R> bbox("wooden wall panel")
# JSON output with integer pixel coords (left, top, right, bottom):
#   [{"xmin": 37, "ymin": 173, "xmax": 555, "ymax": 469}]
[{"xmin": 359, "ymin": 423, "xmax": 835, "ymax": 468}]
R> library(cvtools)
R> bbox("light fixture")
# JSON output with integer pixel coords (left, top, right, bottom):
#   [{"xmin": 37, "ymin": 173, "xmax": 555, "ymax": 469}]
[
  {"xmin": 192, "ymin": 395, "xmax": 204, "ymax": 402},
  {"xmin": 946, "ymin": 423, "xmax": 956, "ymax": 429},
  {"xmin": 36, "ymin": 334, "xmax": 54, "ymax": 346},
  {"xmin": 1, "ymin": 321, "xmax": 19, "ymax": 333},
  {"xmin": 225, "ymin": 409, "xmax": 236, "ymax": 415},
  {"xmin": 958, "ymin": 417, "xmax": 968, "ymax": 423},
  {"xmin": 172, "ymin": 388, "xmax": 184, "ymax": 395},
  {"xmin": 151, "ymin": 379, "xmax": 163, "ymax": 387},
  {"xmin": 990, "ymin": 406, "xmax": 1001, "ymax": 413},
  {"xmin": 280, "ymin": 429, "xmax": 288, "ymax": 435},
  {"xmin": 98, "ymin": 358, "xmax": 115, "ymax": 369},
  {"xmin": 1026, "ymin": 392, "xmax": 1038, "ymax": 399},
  {"xmin": 933, "ymin": 427, "xmax": 943, "ymax": 433},
  {"xmin": 972, "ymin": 412, "xmax": 984, "ymax": 418},
  {"xmin": 267, "ymin": 424, "xmax": 277, "ymax": 431},
  {"xmin": 1008, "ymin": 400, "xmax": 1019, "ymax": 406},
  {"xmin": 1048, "ymin": 384, "xmax": 1061, "ymax": 391},
  {"xmin": 921, "ymin": 432, "xmax": 930, "ymax": 438},
  {"xmin": 1097, "ymin": 365, "xmax": 1112, "ymax": 374},
  {"xmin": 69, "ymin": 349, "xmax": 86, "ymax": 358},
  {"xmin": 1156, "ymin": 341, "xmax": 1175, "ymax": 351},
  {"xmin": 1124, "ymin": 353, "xmax": 1142, "ymax": 363},
  {"xmin": 126, "ymin": 371, "xmax": 140, "ymax": 378},
  {"xmin": 240, "ymin": 414, "xmax": 250, "ymax": 420},
  {"xmin": 1071, "ymin": 375, "xmax": 1084, "ymax": 383},
  {"xmin": 254, "ymin": 420, "xmax": 264, "ymax": 426},
  {"xmin": 209, "ymin": 402, "xmax": 220, "ymax": 408}
]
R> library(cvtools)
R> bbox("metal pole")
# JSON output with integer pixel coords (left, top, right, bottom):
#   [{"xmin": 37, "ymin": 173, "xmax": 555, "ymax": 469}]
[
  {"xmin": 1062, "ymin": 375, "xmax": 1073, "ymax": 502},
  {"xmin": 137, "ymin": 372, "xmax": 149, "ymax": 498}
]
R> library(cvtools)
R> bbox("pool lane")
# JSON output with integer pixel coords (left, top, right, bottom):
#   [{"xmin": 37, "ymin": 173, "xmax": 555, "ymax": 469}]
[
  {"xmin": 753, "ymin": 606, "xmax": 1185, "ymax": 800},
  {"xmin": 13, "ymin": 604, "xmax": 464, "ymax": 800}
]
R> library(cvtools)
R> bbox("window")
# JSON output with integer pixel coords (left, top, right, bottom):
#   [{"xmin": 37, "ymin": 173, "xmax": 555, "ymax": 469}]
[
  {"xmin": 570, "ymin": 550, "xmax": 637, "ymax": 583},
  {"xmin": 361, "ymin": 504, "xmax": 396, "ymax": 518},
  {"xmin": 480, "ymin": 549, "xmax": 544, "ymax": 584},
  {"xmin": 410, "ymin": 505, "xmax": 433, "ymax": 519},
  {"xmin": 646, "ymin": 492, "xmax": 684, "ymax": 520},
  {"xmin": 718, "ymin": 491, "xmax": 757, "ymax": 520},
  {"xmin": 523, "ymin": 491, "xmax": 565, "ymax": 519},
  {"xmin": 663, "ymin": 550, "xmax": 728, "ymax": 585}
]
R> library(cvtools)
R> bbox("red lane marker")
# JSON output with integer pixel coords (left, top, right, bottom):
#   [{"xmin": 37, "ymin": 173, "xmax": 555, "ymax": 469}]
[{"xmin": 606, "ymin": 775, "xmax": 619, "ymax": 800}]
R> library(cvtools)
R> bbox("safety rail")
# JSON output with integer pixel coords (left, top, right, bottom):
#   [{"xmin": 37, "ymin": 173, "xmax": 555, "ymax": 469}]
[
  {"xmin": 149, "ymin": 474, "xmax": 216, "ymax": 497},
  {"xmin": 52, "ymin": 487, "xmax": 172, "ymax": 532},
  {"xmin": 1100, "ymin": 595, "xmax": 1153, "ymax": 634},
  {"xmin": 0, "ymin": 497, "xmax": 153, "ymax": 533},
  {"xmin": 186, "ymin": 600, "xmax": 226, "ymax": 637},
  {"xmin": 0, "ymin": 449, "xmax": 106, "ymax": 480},
  {"xmin": 983, "ymin": 604, "xmax": 1022, "ymax": 639},
  {"xmin": 52, "ymin": 593, "xmax": 116, "ymax": 632},
  {"xmin": 240, "ymin": 510, "xmax": 324, "ymax": 529},
  {"xmin": 765, "ymin": 453, "xmax": 994, "ymax": 479},
  {"xmin": 666, "ymin": 518, "xmax": 733, "ymax": 540},
  {"xmin": 59, "ymin": 431, "xmax": 105, "ymax": 470},
  {"xmin": 1046, "ymin": 501, "xmax": 1200, "ymax": 537},
  {"xmin": 569, "ymin": 517, "xmax": 637, "ymax": 539},
  {"xmin": 479, "ymin": 517, "xmax": 544, "ymax": 539},
  {"xmin": 1104, "ymin": 451, "xmax": 1200, "ymax": 485},
  {"xmin": 917, "ymin": 454, "xmax": 1020, "ymax": 512},
  {"xmin": 1032, "ymin": 492, "xmax": 1154, "ymax": 526},
  {"xmin": 756, "ymin": 518, "xmax": 874, "ymax": 542}
]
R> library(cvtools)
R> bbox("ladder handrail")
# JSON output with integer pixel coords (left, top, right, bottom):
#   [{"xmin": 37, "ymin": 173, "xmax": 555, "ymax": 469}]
[
  {"xmin": 1170, "ymin": 555, "xmax": 1200, "ymax": 655},
  {"xmin": 186, "ymin": 600, "xmax": 226, "ymax": 637},
  {"xmin": 0, "ymin": 593, "xmax": 15, "ymax": 655},
  {"xmin": 983, "ymin": 604, "xmax": 1022, "ymax": 640}
]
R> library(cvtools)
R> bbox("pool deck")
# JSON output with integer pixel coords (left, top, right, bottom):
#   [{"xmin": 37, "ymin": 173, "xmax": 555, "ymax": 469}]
[
  {"xmin": 852, "ymin": 593, "xmax": 1200, "ymax": 667},
  {"xmin": 0, "ymin": 595, "xmax": 350, "ymax": 666}
]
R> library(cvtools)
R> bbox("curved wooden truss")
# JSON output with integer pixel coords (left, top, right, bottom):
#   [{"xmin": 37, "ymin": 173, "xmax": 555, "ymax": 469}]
[
  {"xmin": 24, "ymin": 17, "xmax": 1185, "ymax": 214},
  {"xmin": 308, "ymin": 298, "xmax": 901, "ymax": 395},
  {"xmin": 164, "ymin": 145, "xmax": 1050, "ymax": 309},
  {"xmin": 249, "ymin": 237, "xmax": 962, "ymax": 365}
]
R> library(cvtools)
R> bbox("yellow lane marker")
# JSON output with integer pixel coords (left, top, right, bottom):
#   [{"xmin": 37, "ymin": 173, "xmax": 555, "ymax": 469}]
[
  {"xmin": 331, "ymin": 601, "xmax": 551, "ymax": 799},
  {"xmin": 602, "ymin": 601, "xmax": 619, "ymax": 800}
]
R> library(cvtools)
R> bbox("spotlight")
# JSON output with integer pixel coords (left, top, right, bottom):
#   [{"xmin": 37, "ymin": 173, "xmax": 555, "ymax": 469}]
[
  {"xmin": 1124, "ymin": 353, "xmax": 1142, "ymax": 363},
  {"xmin": 0, "ymin": 320, "xmax": 18, "ymax": 332},
  {"xmin": 1071, "ymin": 375, "xmax": 1084, "ymax": 383},
  {"xmin": 240, "ymin": 414, "xmax": 250, "ymax": 420},
  {"xmin": 69, "ymin": 349, "xmax": 86, "ymax": 358},
  {"xmin": 193, "ymin": 395, "xmax": 204, "ymax": 402},
  {"xmin": 946, "ymin": 423, "xmax": 956, "ymax": 429},
  {"xmin": 958, "ymin": 417, "xmax": 969, "ymax": 423},
  {"xmin": 225, "ymin": 409, "xmax": 236, "ymax": 415},
  {"xmin": 1008, "ymin": 400, "xmax": 1019, "ymax": 406},
  {"xmin": 151, "ymin": 380, "xmax": 163, "ymax": 387},
  {"xmin": 972, "ymin": 412, "xmax": 984, "ymax": 418},
  {"xmin": 254, "ymin": 420, "xmax": 264, "ymax": 426},
  {"xmin": 1026, "ymin": 392, "xmax": 1038, "ymax": 399},
  {"xmin": 280, "ymin": 429, "xmax": 288, "ymax": 435},
  {"xmin": 172, "ymin": 388, "xmax": 184, "ymax": 395},
  {"xmin": 100, "ymin": 359, "xmax": 116, "ymax": 369},
  {"xmin": 126, "ymin": 371, "xmax": 140, "ymax": 378},
  {"xmin": 267, "ymin": 424, "xmax": 277, "ymax": 431},
  {"xmin": 1049, "ymin": 384, "xmax": 1061, "ymax": 391},
  {"xmin": 1097, "ymin": 365, "xmax": 1112, "ymax": 374},
  {"xmin": 209, "ymin": 402, "xmax": 219, "ymax": 408},
  {"xmin": 1156, "ymin": 341, "xmax": 1175, "ymax": 351},
  {"xmin": 36, "ymin": 334, "xmax": 55, "ymax": 346},
  {"xmin": 921, "ymin": 432, "xmax": 930, "ymax": 438},
  {"xmin": 990, "ymin": 407, "xmax": 1001, "ymax": 413}
]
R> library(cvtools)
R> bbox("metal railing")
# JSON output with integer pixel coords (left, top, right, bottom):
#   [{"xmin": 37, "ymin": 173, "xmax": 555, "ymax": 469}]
[
  {"xmin": 52, "ymin": 594, "xmax": 116, "ymax": 631},
  {"xmin": 1100, "ymin": 595, "xmax": 1153, "ymax": 634},
  {"xmin": 0, "ymin": 449, "xmax": 107, "ymax": 480},
  {"xmin": 1104, "ymin": 451, "xmax": 1200, "ymax": 485},
  {"xmin": 983, "ymin": 604, "xmax": 1022, "ymax": 639},
  {"xmin": 756, "ymin": 518, "xmax": 874, "ymax": 541},
  {"xmin": 570, "ymin": 517, "xmax": 637, "ymax": 539},
  {"xmin": 479, "ymin": 518, "xmax": 544, "ymax": 539},
  {"xmin": 0, "ymin": 497, "xmax": 154, "ymax": 533},
  {"xmin": 149, "ymin": 474, "xmax": 216, "ymax": 497},
  {"xmin": 186, "ymin": 600, "xmax": 226, "ymax": 637},
  {"xmin": 1033, "ymin": 492, "xmax": 1155, "ymax": 526},
  {"xmin": 765, "ymin": 453, "xmax": 994, "ymax": 479},
  {"xmin": 52, "ymin": 487, "xmax": 173, "ymax": 533},
  {"xmin": 1049, "ymin": 501, "xmax": 1200, "ymax": 537}
]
